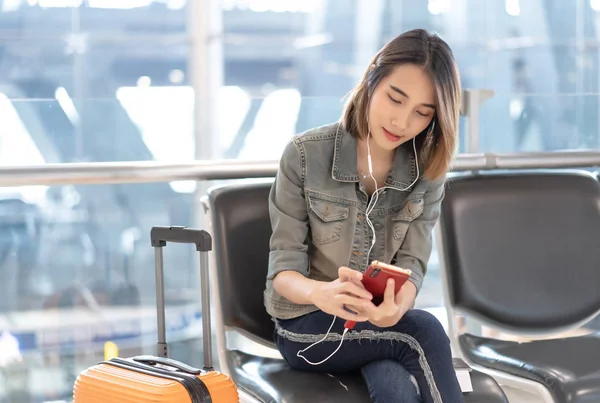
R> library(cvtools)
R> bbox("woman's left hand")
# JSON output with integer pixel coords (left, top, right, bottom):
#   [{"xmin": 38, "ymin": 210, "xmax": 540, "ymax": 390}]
[{"xmin": 363, "ymin": 279, "xmax": 417, "ymax": 328}]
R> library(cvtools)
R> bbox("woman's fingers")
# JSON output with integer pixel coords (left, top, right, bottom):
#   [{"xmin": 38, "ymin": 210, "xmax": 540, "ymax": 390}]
[
  {"xmin": 383, "ymin": 278, "xmax": 395, "ymax": 303},
  {"xmin": 339, "ymin": 281, "xmax": 372, "ymax": 300},
  {"xmin": 338, "ymin": 266, "xmax": 363, "ymax": 283}
]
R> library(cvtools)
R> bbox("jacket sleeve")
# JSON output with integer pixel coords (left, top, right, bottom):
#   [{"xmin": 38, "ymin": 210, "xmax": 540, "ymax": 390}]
[
  {"xmin": 266, "ymin": 139, "xmax": 310, "ymax": 280},
  {"xmin": 393, "ymin": 177, "xmax": 445, "ymax": 291}
]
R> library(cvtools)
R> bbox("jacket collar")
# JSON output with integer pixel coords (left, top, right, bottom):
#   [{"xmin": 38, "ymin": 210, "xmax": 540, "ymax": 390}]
[{"xmin": 331, "ymin": 122, "xmax": 418, "ymax": 188}]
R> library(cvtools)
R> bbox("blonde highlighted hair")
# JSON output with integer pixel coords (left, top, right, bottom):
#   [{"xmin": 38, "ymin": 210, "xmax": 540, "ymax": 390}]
[{"xmin": 342, "ymin": 29, "xmax": 462, "ymax": 180}]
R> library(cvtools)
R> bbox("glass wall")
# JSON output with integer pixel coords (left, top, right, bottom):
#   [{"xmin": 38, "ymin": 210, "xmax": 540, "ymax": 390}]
[{"xmin": 0, "ymin": 0, "xmax": 598, "ymax": 401}]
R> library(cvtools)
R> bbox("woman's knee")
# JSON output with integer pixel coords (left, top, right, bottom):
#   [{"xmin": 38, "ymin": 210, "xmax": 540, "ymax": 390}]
[{"xmin": 397, "ymin": 309, "xmax": 449, "ymax": 345}]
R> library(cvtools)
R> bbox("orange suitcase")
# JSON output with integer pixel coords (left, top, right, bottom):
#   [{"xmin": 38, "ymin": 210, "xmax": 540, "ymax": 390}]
[{"xmin": 73, "ymin": 226, "xmax": 239, "ymax": 402}]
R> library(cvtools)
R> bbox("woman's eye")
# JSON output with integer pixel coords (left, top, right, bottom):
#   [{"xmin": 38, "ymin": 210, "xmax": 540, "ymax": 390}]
[
  {"xmin": 388, "ymin": 93, "xmax": 430, "ymax": 117},
  {"xmin": 388, "ymin": 94, "xmax": 401, "ymax": 104}
]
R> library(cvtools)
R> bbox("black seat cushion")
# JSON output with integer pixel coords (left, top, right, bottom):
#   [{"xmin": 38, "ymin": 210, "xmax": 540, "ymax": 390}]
[
  {"xmin": 228, "ymin": 350, "xmax": 509, "ymax": 403},
  {"xmin": 460, "ymin": 332, "xmax": 600, "ymax": 403},
  {"xmin": 228, "ymin": 350, "xmax": 370, "ymax": 403}
]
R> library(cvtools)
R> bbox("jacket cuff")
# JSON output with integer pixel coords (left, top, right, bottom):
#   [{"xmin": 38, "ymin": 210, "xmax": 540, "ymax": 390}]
[{"xmin": 267, "ymin": 250, "xmax": 309, "ymax": 280}]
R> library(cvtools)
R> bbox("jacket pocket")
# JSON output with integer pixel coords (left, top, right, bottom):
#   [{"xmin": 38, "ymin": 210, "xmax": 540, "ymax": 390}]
[
  {"xmin": 307, "ymin": 193, "xmax": 350, "ymax": 245},
  {"xmin": 391, "ymin": 197, "xmax": 424, "ymax": 242}
]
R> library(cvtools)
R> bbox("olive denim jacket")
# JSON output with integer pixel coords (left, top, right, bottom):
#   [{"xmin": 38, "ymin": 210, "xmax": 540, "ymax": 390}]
[{"xmin": 264, "ymin": 122, "xmax": 445, "ymax": 320}]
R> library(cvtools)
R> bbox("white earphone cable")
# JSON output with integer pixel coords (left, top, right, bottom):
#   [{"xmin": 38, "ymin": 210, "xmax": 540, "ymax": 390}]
[{"xmin": 297, "ymin": 121, "xmax": 433, "ymax": 366}]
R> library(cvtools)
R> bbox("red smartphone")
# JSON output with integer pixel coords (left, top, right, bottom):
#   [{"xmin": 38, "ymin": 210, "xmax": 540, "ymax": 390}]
[{"xmin": 344, "ymin": 261, "xmax": 412, "ymax": 330}]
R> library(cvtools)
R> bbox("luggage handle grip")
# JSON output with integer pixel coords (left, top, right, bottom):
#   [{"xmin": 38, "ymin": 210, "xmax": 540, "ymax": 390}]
[
  {"xmin": 151, "ymin": 225, "xmax": 214, "ymax": 370},
  {"xmin": 132, "ymin": 355, "xmax": 202, "ymax": 375},
  {"xmin": 151, "ymin": 226, "xmax": 212, "ymax": 252}
]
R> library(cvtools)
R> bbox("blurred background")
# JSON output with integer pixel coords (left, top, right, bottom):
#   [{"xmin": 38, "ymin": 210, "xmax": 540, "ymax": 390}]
[{"xmin": 0, "ymin": 0, "xmax": 598, "ymax": 401}]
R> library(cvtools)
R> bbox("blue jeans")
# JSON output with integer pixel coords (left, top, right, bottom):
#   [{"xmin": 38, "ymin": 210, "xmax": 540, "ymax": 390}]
[{"xmin": 274, "ymin": 309, "xmax": 464, "ymax": 403}]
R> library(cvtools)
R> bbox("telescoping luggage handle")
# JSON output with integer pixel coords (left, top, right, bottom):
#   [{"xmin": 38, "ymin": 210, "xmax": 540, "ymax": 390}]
[{"xmin": 150, "ymin": 226, "xmax": 213, "ymax": 370}]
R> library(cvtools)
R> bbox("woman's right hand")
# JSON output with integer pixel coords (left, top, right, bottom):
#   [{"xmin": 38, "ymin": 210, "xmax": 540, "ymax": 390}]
[{"xmin": 308, "ymin": 267, "xmax": 373, "ymax": 322}]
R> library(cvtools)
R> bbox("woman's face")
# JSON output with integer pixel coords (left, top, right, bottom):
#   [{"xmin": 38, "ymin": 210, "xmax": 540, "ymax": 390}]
[{"xmin": 367, "ymin": 63, "xmax": 437, "ymax": 152}]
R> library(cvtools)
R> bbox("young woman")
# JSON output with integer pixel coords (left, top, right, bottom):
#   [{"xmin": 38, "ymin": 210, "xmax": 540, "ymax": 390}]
[{"xmin": 264, "ymin": 29, "xmax": 463, "ymax": 403}]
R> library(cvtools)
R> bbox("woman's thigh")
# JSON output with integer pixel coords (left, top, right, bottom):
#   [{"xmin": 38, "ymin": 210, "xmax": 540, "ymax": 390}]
[{"xmin": 273, "ymin": 309, "xmax": 448, "ymax": 371}]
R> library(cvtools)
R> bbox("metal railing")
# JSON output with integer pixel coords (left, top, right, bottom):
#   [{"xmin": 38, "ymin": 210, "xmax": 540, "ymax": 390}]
[
  {"xmin": 0, "ymin": 88, "xmax": 516, "ymax": 187},
  {"xmin": 0, "ymin": 151, "xmax": 599, "ymax": 187}
]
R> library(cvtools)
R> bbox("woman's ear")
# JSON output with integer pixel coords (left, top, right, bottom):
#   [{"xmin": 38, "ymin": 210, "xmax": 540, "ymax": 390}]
[{"xmin": 419, "ymin": 118, "xmax": 438, "ymax": 146}]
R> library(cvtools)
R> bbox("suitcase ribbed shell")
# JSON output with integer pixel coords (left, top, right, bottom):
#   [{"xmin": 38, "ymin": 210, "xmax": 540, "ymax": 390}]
[{"xmin": 73, "ymin": 362, "xmax": 239, "ymax": 403}]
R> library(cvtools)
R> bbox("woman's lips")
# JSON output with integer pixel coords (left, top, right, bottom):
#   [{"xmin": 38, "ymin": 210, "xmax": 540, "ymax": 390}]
[{"xmin": 383, "ymin": 127, "xmax": 402, "ymax": 142}]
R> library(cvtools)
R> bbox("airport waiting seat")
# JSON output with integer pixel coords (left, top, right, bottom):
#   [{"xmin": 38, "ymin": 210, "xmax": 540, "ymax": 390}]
[
  {"xmin": 202, "ymin": 180, "xmax": 509, "ymax": 403},
  {"xmin": 438, "ymin": 170, "xmax": 600, "ymax": 403}
]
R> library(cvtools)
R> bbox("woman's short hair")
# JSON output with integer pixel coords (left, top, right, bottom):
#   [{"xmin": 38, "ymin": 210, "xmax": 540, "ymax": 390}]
[{"xmin": 341, "ymin": 29, "xmax": 462, "ymax": 180}]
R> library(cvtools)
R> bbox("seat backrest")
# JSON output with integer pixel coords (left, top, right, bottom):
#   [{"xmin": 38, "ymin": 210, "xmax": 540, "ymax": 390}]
[
  {"xmin": 439, "ymin": 170, "xmax": 600, "ymax": 331},
  {"xmin": 206, "ymin": 180, "xmax": 275, "ymax": 344}
]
